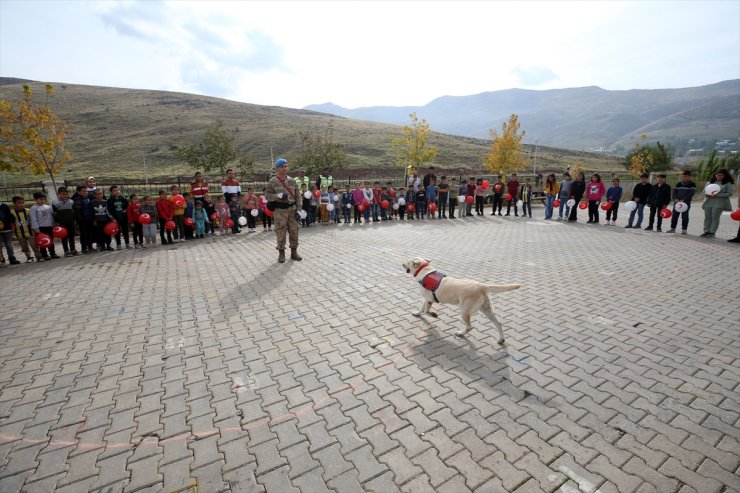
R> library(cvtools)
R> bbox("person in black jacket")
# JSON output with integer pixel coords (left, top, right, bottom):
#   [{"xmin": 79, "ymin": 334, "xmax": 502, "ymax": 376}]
[
  {"xmin": 567, "ymin": 171, "xmax": 586, "ymax": 222},
  {"xmin": 645, "ymin": 174, "xmax": 671, "ymax": 231},
  {"xmin": 667, "ymin": 171, "xmax": 696, "ymax": 234},
  {"xmin": 72, "ymin": 185, "xmax": 95, "ymax": 253},
  {"xmin": 0, "ymin": 202, "xmax": 20, "ymax": 265},
  {"xmin": 625, "ymin": 173, "xmax": 652, "ymax": 229}
]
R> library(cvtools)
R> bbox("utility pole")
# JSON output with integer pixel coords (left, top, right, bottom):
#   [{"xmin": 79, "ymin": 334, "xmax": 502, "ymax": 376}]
[
  {"xmin": 269, "ymin": 146, "xmax": 274, "ymax": 165},
  {"xmin": 142, "ymin": 151, "xmax": 149, "ymax": 184}
]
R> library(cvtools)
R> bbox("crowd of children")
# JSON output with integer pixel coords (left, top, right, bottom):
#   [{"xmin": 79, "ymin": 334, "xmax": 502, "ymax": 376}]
[{"xmin": 1, "ymin": 169, "xmax": 738, "ymax": 266}]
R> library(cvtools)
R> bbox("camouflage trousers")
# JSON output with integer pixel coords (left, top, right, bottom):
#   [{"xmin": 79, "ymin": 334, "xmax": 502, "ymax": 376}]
[{"xmin": 274, "ymin": 207, "xmax": 299, "ymax": 250}]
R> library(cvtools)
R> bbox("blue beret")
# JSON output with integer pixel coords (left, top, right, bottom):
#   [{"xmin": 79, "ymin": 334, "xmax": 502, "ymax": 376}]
[{"xmin": 274, "ymin": 158, "xmax": 288, "ymax": 168}]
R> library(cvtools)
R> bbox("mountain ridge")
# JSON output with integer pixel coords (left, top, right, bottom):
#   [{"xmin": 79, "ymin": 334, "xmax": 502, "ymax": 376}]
[{"xmin": 305, "ymin": 80, "xmax": 740, "ymax": 152}]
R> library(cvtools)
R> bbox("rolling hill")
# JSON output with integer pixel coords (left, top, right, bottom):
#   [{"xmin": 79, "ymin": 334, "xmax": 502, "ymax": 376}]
[
  {"xmin": 306, "ymin": 80, "xmax": 740, "ymax": 152},
  {"xmin": 1, "ymin": 78, "xmax": 624, "ymax": 183}
]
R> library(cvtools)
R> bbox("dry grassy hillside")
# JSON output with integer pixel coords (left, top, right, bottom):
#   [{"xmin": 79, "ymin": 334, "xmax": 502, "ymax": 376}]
[{"xmin": 0, "ymin": 80, "xmax": 623, "ymax": 183}]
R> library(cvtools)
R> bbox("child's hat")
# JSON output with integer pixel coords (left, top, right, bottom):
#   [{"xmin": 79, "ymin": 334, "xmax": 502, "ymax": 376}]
[{"xmin": 274, "ymin": 158, "xmax": 288, "ymax": 168}]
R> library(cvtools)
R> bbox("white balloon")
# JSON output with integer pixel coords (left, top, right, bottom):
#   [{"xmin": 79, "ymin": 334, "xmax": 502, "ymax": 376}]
[
  {"xmin": 346, "ymin": 203, "xmax": 352, "ymax": 209},
  {"xmin": 327, "ymin": 203, "xmax": 335, "ymax": 212},
  {"xmin": 392, "ymin": 203, "xmax": 400, "ymax": 210},
  {"xmin": 704, "ymin": 183, "xmax": 721, "ymax": 196},
  {"xmin": 299, "ymin": 210, "xmax": 307, "ymax": 219},
  {"xmin": 398, "ymin": 198, "xmax": 406, "ymax": 206},
  {"xmin": 238, "ymin": 216, "xmax": 248, "ymax": 226},
  {"xmin": 566, "ymin": 199, "xmax": 576, "ymax": 207},
  {"xmin": 277, "ymin": 192, "xmax": 284, "ymax": 199},
  {"xmin": 333, "ymin": 195, "xmax": 340, "ymax": 201},
  {"xmin": 674, "ymin": 202, "xmax": 688, "ymax": 213},
  {"xmin": 250, "ymin": 209, "xmax": 259, "ymax": 217},
  {"xmin": 516, "ymin": 200, "xmax": 523, "ymax": 208},
  {"xmin": 304, "ymin": 191, "xmax": 312, "ymax": 199},
  {"xmin": 624, "ymin": 200, "xmax": 637, "ymax": 211},
  {"xmin": 457, "ymin": 195, "xmax": 465, "ymax": 203}
]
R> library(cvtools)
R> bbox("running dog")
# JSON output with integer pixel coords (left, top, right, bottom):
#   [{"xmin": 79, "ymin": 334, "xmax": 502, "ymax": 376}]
[{"xmin": 403, "ymin": 257, "xmax": 522, "ymax": 343}]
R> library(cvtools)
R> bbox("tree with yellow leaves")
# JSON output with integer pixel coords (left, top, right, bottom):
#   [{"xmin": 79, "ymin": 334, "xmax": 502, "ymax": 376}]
[
  {"xmin": 484, "ymin": 114, "xmax": 526, "ymax": 176},
  {"xmin": 0, "ymin": 84, "xmax": 72, "ymax": 191},
  {"xmin": 391, "ymin": 112, "xmax": 438, "ymax": 181}
]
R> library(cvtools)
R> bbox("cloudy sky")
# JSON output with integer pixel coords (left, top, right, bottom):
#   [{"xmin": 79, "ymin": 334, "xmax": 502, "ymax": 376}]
[{"xmin": 1, "ymin": 0, "xmax": 738, "ymax": 109}]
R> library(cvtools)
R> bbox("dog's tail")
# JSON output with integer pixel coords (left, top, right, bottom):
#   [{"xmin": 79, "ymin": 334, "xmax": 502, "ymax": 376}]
[{"xmin": 484, "ymin": 283, "xmax": 523, "ymax": 294}]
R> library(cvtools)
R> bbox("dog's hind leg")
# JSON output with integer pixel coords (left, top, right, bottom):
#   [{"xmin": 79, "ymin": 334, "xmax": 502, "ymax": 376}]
[
  {"xmin": 481, "ymin": 301, "xmax": 505, "ymax": 344},
  {"xmin": 455, "ymin": 313, "xmax": 473, "ymax": 337},
  {"xmin": 413, "ymin": 299, "xmax": 428, "ymax": 317}
]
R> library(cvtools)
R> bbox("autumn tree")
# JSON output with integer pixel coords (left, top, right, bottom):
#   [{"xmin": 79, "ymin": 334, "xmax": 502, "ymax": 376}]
[
  {"xmin": 484, "ymin": 114, "xmax": 526, "ymax": 176},
  {"xmin": 176, "ymin": 121, "xmax": 253, "ymax": 177},
  {"xmin": 0, "ymin": 84, "xmax": 72, "ymax": 191},
  {"xmin": 293, "ymin": 121, "xmax": 347, "ymax": 177},
  {"xmin": 623, "ymin": 135, "xmax": 673, "ymax": 176},
  {"xmin": 391, "ymin": 112, "xmax": 438, "ymax": 180}
]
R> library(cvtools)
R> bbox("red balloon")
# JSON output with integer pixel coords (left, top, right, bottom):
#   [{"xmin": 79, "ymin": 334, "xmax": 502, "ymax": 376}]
[
  {"xmin": 357, "ymin": 204, "xmax": 366, "ymax": 212},
  {"xmin": 381, "ymin": 200, "xmax": 390, "ymax": 209},
  {"xmin": 406, "ymin": 203, "xmax": 416, "ymax": 213},
  {"xmin": 313, "ymin": 190, "xmax": 321, "ymax": 198},
  {"xmin": 184, "ymin": 217, "xmax": 194, "ymax": 227},
  {"xmin": 428, "ymin": 203, "xmax": 438, "ymax": 213},
  {"xmin": 165, "ymin": 220, "xmax": 176, "ymax": 231},
  {"xmin": 362, "ymin": 199, "xmax": 371, "ymax": 207},
  {"xmin": 225, "ymin": 218, "xmax": 235, "ymax": 228},
  {"xmin": 35, "ymin": 233, "xmax": 52, "ymax": 248},
  {"xmin": 731, "ymin": 208, "xmax": 740, "ymax": 221},
  {"xmin": 659, "ymin": 207, "xmax": 672, "ymax": 218},
  {"xmin": 465, "ymin": 196, "xmax": 474, "ymax": 204},
  {"xmin": 494, "ymin": 184, "xmax": 503, "ymax": 193},
  {"xmin": 52, "ymin": 226, "xmax": 68, "ymax": 238},
  {"xmin": 600, "ymin": 202, "xmax": 612, "ymax": 211},
  {"xmin": 552, "ymin": 199, "xmax": 561, "ymax": 207},
  {"xmin": 139, "ymin": 213, "xmax": 152, "ymax": 224},
  {"xmin": 578, "ymin": 201, "xmax": 588, "ymax": 210},
  {"xmin": 210, "ymin": 213, "xmax": 218, "ymax": 221},
  {"xmin": 482, "ymin": 180, "xmax": 490, "ymax": 189},
  {"xmin": 172, "ymin": 195, "xmax": 185, "ymax": 207},
  {"xmin": 504, "ymin": 193, "xmax": 512, "ymax": 201},
  {"xmin": 262, "ymin": 208, "xmax": 273, "ymax": 217},
  {"xmin": 389, "ymin": 190, "xmax": 396, "ymax": 197},
  {"xmin": 103, "ymin": 222, "xmax": 119, "ymax": 237}
]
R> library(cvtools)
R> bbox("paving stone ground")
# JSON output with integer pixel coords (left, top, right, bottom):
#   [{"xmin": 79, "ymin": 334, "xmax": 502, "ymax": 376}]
[{"xmin": 1, "ymin": 204, "xmax": 739, "ymax": 493}]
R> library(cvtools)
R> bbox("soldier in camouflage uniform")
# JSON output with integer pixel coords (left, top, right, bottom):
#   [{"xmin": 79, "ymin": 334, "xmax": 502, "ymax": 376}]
[{"xmin": 265, "ymin": 158, "xmax": 302, "ymax": 263}]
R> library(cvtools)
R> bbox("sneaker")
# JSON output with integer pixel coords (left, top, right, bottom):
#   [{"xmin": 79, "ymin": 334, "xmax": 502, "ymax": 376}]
[
  {"xmin": 587, "ymin": 220, "xmax": 593, "ymax": 224},
  {"xmin": 624, "ymin": 225, "xmax": 632, "ymax": 228},
  {"xmin": 666, "ymin": 229, "xmax": 676, "ymax": 233},
  {"xmin": 37, "ymin": 257, "xmax": 46, "ymax": 262},
  {"xmin": 126, "ymin": 244, "xmax": 132, "ymax": 249},
  {"xmin": 49, "ymin": 254, "xmax": 61, "ymax": 259},
  {"xmin": 25, "ymin": 258, "xmax": 34, "ymax": 263},
  {"xmin": 9, "ymin": 259, "xmax": 20, "ymax": 265},
  {"xmin": 64, "ymin": 252, "xmax": 73, "ymax": 257},
  {"xmin": 705, "ymin": 233, "xmax": 715, "ymax": 238},
  {"xmin": 728, "ymin": 237, "xmax": 740, "ymax": 243},
  {"xmin": 699, "ymin": 232, "xmax": 710, "ymax": 237},
  {"xmin": 644, "ymin": 226, "xmax": 653, "ymax": 231},
  {"xmin": 656, "ymin": 228, "xmax": 662, "ymax": 232},
  {"xmin": 71, "ymin": 250, "xmax": 79, "ymax": 256},
  {"xmin": 681, "ymin": 230, "xmax": 687, "ymax": 235},
  {"xmin": 106, "ymin": 246, "xmax": 114, "ymax": 251}
]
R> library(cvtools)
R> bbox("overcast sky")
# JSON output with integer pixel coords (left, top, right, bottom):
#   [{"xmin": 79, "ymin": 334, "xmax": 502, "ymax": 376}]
[{"xmin": 1, "ymin": 0, "xmax": 738, "ymax": 109}]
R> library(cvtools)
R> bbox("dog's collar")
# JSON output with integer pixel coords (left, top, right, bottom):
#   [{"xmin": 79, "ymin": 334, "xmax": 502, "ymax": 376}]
[{"xmin": 413, "ymin": 262, "xmax": 430, "ymax": 277}]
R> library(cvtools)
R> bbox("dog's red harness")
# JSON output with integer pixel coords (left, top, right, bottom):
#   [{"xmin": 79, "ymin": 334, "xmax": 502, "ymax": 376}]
[{"xmin": 418, "ymin": 266, "xmax": 446, "ymax": 303}]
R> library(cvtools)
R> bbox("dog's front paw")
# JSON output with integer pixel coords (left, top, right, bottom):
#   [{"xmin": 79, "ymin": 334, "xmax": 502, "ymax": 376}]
[
  {"xmin": 455, "ymin": 330, "xmax": 466, "ymax": 337},
  {"xmin": 428, "ymin": 312, "xmax": 438, "ymax": 318},
  {"xmin": 412, "ymin": 311, "xmax": 421, "ymax": 317},
  {"xmin": 497, "ymin": 338, "xmax": 506, "ymax": 345}
]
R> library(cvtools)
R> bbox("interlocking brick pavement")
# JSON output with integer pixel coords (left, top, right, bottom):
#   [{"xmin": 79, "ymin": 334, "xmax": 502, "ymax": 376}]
[{"xmin": 1, "ymin": 204, "xmax": 739, "ymax": 492}]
